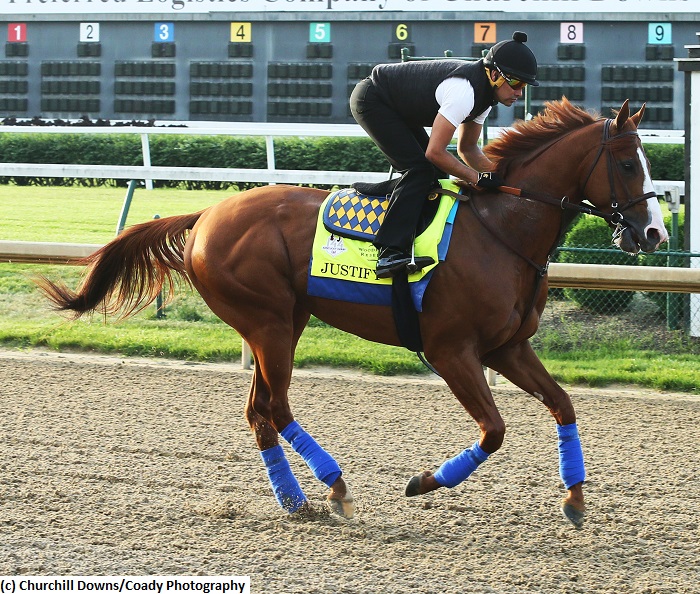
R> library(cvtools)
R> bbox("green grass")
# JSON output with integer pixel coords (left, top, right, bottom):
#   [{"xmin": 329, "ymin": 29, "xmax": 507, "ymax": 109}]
[
  {"xmin": 1, "ymin": 184, "xmax": 699, "ymax": 392},
  {"xmin": 2, "ymin": 185, "xmax": 226, "ymax": 242},
  {"xmin": 537, "ymin": 348, "xmax": 700, "ymax": 393},
  {"xmin": 0, "ymin": 268, "xmax": 427, "ymax": 375}
]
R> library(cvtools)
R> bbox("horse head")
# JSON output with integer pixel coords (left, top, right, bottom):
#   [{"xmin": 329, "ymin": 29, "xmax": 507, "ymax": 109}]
[{"xmin": 582, "ymin": 99, "xmax": 669, "ymax": 254}]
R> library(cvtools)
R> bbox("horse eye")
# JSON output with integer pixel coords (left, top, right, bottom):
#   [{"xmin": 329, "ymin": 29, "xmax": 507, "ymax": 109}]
[{"xmin": 619, "ymin": 160, "xmax": 636, "ymax": 174}]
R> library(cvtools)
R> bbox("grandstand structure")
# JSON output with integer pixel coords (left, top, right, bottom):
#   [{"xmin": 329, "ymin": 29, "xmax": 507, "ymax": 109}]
[{"xmin": 1, "ymin": 0, "xmax": 699, "ymax": 128}]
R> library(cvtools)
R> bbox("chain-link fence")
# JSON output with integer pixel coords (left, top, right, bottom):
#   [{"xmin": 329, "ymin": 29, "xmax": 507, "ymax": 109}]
[{"xmin": 548, "ymin": 212, "xmax": 698, "ymax": 339}]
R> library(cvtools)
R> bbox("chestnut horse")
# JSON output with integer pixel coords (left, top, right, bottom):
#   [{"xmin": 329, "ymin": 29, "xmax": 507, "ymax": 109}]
[{"xmin": 38, "ymin": 99, "xmax": 668, "ymax": 527}]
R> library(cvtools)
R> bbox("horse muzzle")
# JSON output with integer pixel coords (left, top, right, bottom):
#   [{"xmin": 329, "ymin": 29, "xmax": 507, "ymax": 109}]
[
  {"xmin": 611, "ymin": 193, "xmax": 669, "ymax": 255},
  {"xmin": 613, "ymin": 222, "xmax": 667, "ymax": 254}
]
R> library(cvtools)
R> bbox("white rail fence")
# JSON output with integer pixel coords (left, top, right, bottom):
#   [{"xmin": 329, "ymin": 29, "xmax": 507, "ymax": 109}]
[
  {"xmin": 2, "ymin": 240, "xmax": 699, "ymax": 387},
  {"xmin": 2, "ymin": 241, "xmax": 699, "ymax": 292},
  {"xmin": 0, "ymin": 123, "xmax": 684, "ymax": 187}
]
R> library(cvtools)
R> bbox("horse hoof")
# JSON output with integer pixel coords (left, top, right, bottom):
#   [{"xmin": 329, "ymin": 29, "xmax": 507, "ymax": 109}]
[
  {"xmin": 405, "ymin": 470, "xmax": 432, "ymax": 497},
  {"xmin": 328, "ymin": 493, "xmax": 355, "ymax": 519},
  {"xmin": 290, "ymin": 501, "xmax": 316, "ymax": 518},
  {"xmin": 561, "ymin": 500, "xmax": 585, "ymax": 528}
]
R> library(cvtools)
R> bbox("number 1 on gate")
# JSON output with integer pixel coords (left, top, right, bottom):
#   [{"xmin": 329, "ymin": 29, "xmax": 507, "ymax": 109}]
[{"xmin": 8, "ymin": 23, "xmax": 27, "ymax": 42}]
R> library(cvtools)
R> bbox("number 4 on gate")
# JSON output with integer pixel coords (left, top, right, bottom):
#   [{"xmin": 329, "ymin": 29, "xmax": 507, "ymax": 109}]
[{"xmin": 231, "ymin": 22, "xmax": 252, "ymax": 43}]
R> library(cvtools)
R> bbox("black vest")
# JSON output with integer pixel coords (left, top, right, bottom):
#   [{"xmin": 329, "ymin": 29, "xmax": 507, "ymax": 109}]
[{"xmin": 369, "ymin": 59, "xmax": 496, "ymax": 127}]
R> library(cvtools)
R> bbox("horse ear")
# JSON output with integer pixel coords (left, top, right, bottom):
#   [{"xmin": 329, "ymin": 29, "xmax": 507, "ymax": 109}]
[
  {"xmin": 630, "ymin": 103, "xmax": 646, "ymax": 127},
  {"xmin": 613, "ymin": 99, "xmax": 630, "ymax": 132}
]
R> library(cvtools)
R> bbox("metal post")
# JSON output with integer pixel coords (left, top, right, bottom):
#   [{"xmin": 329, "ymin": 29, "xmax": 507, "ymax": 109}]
[
  {"xmin": 666, "ymin": 192, "xmax": 680, "ymax": 330},
  {"xmin": 524, "ymin": 84, "xmax": 532, "ymax": 120},
  {"xmin": 152, "ymin": 214, "xmax": 165, "ymax": 319},
  {"xmin": 676, "ymin": 32, "xmax": 700, "ymax": 336},
  {"xmin": 265, "ymin": 135, "xmax": 276, "ymax": 185},
  {"xmin": 242, "ymin": 341, "xmax": 253, "ymax": 370},
  {"xmin": 116, "ymin": 179, "xmax": 138, "ymax": 236},
  {"xmin": 140, "ymin": 133, "xmax": 153, "ymax": 190}
]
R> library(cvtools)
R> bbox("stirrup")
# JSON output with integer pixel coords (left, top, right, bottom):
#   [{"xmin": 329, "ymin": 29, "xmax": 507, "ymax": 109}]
[
  {"xmin": 406, "ymin": 255, "xmax": 435, "ymax": 275},
  {"xmin": 406, "ymin": 243, "xmax": 434, "ymax": 274}
]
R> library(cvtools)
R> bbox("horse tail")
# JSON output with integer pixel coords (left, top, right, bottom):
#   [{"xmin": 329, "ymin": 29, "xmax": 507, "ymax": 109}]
[{"xmin": 36, "ymin": 210, "xmax": 204, "ymax": 319}]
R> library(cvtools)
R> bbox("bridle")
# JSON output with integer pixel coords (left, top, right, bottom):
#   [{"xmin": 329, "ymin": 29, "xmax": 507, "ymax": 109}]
[
  {"xmin": 435, "ymin": 117, "xmax": 658, "ymax": 272},
  {"xmin": 433, "ymin": 116, "xmax": 658, "ymax": 322},
  {"xmin": 578, "ymin": 118, "xmax": 657, "ymax": 227},
  {"xmin": 490, "ymin": 117, "xmax": 657, "ymax": 227}
]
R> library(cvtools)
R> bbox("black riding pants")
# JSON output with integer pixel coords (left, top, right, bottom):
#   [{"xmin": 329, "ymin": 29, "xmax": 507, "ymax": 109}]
[{"xmin": 350, "ymin": 78, "xmax": 440, "ymax": 253}]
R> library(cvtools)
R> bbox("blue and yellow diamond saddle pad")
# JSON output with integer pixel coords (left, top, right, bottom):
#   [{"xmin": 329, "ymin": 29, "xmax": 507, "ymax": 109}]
[
  {"xmin": 308, "ymin": 180, "xmax": 462, "ymax": 310},
  {"xmin": 322, "ymin": 187, "xmax": 389, "ymax": 242}
]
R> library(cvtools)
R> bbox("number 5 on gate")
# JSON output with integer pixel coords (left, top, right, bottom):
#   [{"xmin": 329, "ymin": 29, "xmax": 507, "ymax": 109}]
[{"xmin": 310, "ymin": 23, "xmax": 331, "ymax": 43}]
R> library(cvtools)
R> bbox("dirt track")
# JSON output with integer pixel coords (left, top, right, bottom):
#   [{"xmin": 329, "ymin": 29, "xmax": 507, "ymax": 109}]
[{"xmin": 1, "ymin": 348, "xmax": 698, "ymax": 593}]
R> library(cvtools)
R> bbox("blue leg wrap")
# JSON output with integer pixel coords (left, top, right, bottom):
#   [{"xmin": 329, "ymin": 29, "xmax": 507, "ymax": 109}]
[
  {"xmin": 260, "ymin": 445, "xmax": 307, "ymax": 513},
  {"xmin": 433, "ymin": 441, "xmax": 490, "ymax": 489},
  {"xmin": 557, "ymin": 422, "xmax": 586, "ymax": 489},
  {"xmin": 280, "ymin": 421, "xmax": 342, "ymax": 487}
]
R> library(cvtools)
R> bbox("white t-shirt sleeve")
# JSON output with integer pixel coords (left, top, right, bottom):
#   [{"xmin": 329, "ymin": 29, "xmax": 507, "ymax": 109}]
[{"xmin": 435, "ymin": 77, "xmax": 492, "ymax": 127}]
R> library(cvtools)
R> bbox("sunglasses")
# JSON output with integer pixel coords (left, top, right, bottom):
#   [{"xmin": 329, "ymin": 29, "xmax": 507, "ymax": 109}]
[{"xmin": 495, "ymin": 66, "xmax": 528, "ymax": 90}]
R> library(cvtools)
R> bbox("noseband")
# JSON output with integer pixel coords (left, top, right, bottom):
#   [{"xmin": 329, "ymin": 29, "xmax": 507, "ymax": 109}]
[{"xmin": 580, "ymin": 118, "xmax": 657, "ymax": 225}]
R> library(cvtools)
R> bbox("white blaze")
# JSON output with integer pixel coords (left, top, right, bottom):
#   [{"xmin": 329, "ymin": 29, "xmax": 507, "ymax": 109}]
[{"xmin": 637, "ymin": 147, "xmax": 669, "ymax": 244}]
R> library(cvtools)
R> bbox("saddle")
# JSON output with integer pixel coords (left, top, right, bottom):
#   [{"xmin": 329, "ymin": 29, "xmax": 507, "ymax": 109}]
[
  {"xmin": 317, "ymin": 179, "xmax": 463, "ymax": 352},
  {"xmin": 321, "ymin": 177, "xmax": 443, "ymax": 243}
]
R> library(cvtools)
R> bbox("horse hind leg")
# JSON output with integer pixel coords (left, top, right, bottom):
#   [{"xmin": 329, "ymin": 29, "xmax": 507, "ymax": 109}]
[
  {"xmin": 483, "ymin": 340, "xmax": 586, "ymax": 528},
  {"xmin": 283, "ymin": 308, "xmax": 355, "ymax": 518},
  {"xmin": 207, "ymin": 292, "xmax": 354, "ymax": 518},
  {"xmin": 245, "ymin": 367, "xmax": 309, "ymax": 514},
  {"xmin": 248, "ymin": 322, "xmax": 355, "ymax": 519}
]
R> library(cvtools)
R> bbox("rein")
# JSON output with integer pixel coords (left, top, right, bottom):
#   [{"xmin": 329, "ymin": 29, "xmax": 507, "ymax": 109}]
[
  {"xmin": 431, "ymin": 116, "xmax": 657, "ymax": 327},
  {"xmin": 435, "ymin": 116, "xmax": 657, "ymax": 261}
]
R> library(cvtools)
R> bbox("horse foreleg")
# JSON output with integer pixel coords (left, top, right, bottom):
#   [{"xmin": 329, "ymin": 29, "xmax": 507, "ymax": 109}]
[
  {"xmin": 406, "ymin": 355, "xmax": 505, "ymax": 498},
  {"xmin": 484, "ymin": 340, "xmax": 586, "ymax": 528}
]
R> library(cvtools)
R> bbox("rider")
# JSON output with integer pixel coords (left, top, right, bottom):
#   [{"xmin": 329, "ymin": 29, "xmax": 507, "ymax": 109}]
[{"xmin": 350, "ymin": 31, "xmax": 540, "ymax": 279}]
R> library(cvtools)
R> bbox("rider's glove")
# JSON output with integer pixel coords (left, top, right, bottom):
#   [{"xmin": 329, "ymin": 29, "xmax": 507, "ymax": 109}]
[{"xmin": 475, "ymin": 171, "xmax": 506, "ymax": 189}]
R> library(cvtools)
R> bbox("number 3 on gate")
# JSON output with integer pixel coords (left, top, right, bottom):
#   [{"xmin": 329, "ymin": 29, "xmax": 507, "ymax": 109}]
[{"xmin": 154, "ymin": 22, "xmax": 174, "ymax": 43}]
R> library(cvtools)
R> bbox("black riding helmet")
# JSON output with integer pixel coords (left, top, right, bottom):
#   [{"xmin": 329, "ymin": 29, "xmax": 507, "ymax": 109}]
[{"xmin": 484, "ymin": 31, "xmax": 540, "ymax": 87}]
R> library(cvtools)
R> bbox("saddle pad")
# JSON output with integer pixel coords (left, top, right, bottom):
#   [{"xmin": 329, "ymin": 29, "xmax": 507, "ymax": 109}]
[
  {"xmin": 308, "ymin": 180, "xmax": 462, "ymax": 311},
  {"xmin": 322, "ymin": 187, "xmax": 388, "ymax": 241}
]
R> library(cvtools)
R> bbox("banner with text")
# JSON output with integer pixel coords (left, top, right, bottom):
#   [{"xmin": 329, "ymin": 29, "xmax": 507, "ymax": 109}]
[{"xmin": 0, "ymin": 0, "xmax": 696, "ymax": 16}]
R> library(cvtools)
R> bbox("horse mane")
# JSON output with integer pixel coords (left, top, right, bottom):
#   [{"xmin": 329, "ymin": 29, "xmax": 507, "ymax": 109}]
[{"xmin": 484, "ymin": 97, "xmax": 601, "ymax": 173}]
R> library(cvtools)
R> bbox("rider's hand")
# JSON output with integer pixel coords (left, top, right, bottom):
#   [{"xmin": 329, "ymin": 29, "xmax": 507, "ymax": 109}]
[{"xmin": 475, "ymin": 171, "xmax": 506, "ymax": 189}]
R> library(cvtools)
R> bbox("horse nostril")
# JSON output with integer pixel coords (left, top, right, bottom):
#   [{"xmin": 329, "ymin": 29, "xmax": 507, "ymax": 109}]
[{"xmin": 645, "ymin": 227, "xmax": 665, "ymax": 248}]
